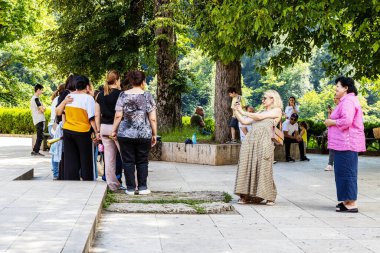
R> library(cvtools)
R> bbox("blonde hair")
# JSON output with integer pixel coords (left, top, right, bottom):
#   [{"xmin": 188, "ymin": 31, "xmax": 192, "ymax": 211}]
[
  {"xmin": 264, "ymin": 90, "xmax": 283, "ymax": 110},
  {"xmin": 104, "ymin": 70, "xmax": 120, "ymax": 96}
]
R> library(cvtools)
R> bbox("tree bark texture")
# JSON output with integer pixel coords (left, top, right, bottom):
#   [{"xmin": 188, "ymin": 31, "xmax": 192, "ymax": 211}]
[
  {"xmin": 214, "ymin": 60, "xmax": 242, "ymax": 143},
  {"xmin": 128, "ymin": 0, "xmax": 144, "ymax": 69},
  {"xmin": 155, "ymin": 0, "xmax": 181, "ymax": 132}
]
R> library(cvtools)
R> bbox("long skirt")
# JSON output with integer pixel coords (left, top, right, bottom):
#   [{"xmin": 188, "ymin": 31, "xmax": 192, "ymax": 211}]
[{"xmin": 333, "ymin": 150, "xmax": 358, "ymax": 201}]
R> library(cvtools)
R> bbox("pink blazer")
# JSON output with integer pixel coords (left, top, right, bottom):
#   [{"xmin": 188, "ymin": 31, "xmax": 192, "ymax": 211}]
[{"xmin": 327, "ymin": 93, "xmax": 366, "ymax": 152}]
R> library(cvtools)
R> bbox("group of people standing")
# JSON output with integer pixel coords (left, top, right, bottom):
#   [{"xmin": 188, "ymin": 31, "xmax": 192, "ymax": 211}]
[
  {"xmin": 30, "ymin": 70, "xmax": 157, "ymax": 195},
  {"xmin": 233, "ymin": 77, "xmax": 365, "ymax": 213},
  {"xmin": 30, "ymin": 74, "xmax": 365, "ymax": 211}
]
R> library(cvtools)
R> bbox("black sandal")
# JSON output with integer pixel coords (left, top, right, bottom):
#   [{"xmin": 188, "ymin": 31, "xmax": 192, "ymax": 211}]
[
  {"xmin": 336, "ymin": 202, "xmax": 344, "ymax": 208},
  {"xmin": 336, "ymin": 203, "xmax": 358, "ymax": 213}
]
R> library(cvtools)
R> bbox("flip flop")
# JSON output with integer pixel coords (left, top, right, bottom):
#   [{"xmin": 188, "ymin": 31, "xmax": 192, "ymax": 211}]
[
  {"xmin": 336, "ymin": 203, "xmax": 358, "ymax": 213},
  {"xmin": 336, "ymin": 202, "xmax": 344, "ymax": 208}
]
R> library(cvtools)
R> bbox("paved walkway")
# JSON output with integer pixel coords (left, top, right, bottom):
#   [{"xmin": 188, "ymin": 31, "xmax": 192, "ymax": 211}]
[
  {"xmin": 0, "ymin": 137, "xmax": 107, "ymax": 253},
  {"xmin": 91, "ymin": 154, "xmax": 380, "ymax": 253},
  {"xmin": 1, "ymin": 137, "xmax": 379, "ymax": 253}
]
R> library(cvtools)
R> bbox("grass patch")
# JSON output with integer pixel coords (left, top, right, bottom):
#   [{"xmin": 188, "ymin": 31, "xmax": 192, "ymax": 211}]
[
  {"xmin": 103, "ymin": 190, "xmax": 118, "ymax": 208},
  {"xmin": 193, "ymin": 205, "xmax": 207, "ymax": 214},
  {"xmin": 127, "ymin": 198, "xmax": 211, "ymax": 214},
  {"xmin": 223, "ymin": 192, "xmax": 232, "ymax": 203},
  {"xmin": 159, "ymin": 126, "xmax": 214, "ymax": 143},
  {"xmin": 127, "ymin": 198, "xmax": 209, "ymax": 205}
]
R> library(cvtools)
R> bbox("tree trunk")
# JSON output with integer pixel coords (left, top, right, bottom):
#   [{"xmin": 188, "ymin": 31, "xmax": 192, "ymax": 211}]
[
  {"xmin": 155, "ymin": 0, "xmax": 181, "ymax": 133},
  {"xmin": 129, "ymin": 0, "xmax": 144, "ymax": 69},
  {"xmin": 214, "ymin": 60, "xmax": 242, "ymax": 143}
]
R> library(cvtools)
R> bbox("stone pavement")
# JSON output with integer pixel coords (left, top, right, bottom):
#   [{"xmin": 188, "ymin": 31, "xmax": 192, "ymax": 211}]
[
  {"xmin": 1, "ymin": 137, "xmax": 380, "ymax": 253},
  {"xmin": 0, "ymin": 137, "xmax": 107, "ymax": 253},
  {"xmin": 91, "ymin": 154, "xmax": 380, "ymax": 253}
]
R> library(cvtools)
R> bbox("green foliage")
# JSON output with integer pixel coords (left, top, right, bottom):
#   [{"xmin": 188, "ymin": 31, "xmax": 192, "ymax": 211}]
[
  {"xmin": 48, "ymin": 0, "xmax": 155, "ymax": 81},
  {"xmin": 0, "ymin": 1, "xmax": 58, "ymax": 107},
  {"xmin": 179, "ymin": 49, "xmax": 215, "ymax": 116},
  {"xmin": 159, "ymin": 116, "xmax": 214, "ymax": 142},
  {"xmin": 223, "ymin": 192, "xmax": 232, "ymax": 203},
  {"xmin": 0, "ymin": 0, "xmax": 44, "ymax": 45},
  {"xmin": 0, "ymin": 108, "xmax": 50, "ymax": 134},
  {"xmin": 103, "ymin": 190, "xmax": 117, "ymax": 209}
]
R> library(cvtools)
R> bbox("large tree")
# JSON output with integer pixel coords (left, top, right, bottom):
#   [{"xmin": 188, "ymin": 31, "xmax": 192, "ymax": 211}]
[
  {"xmin": 185, "ymin": 1, "xmax": 274, "ymax": 142},
  {"xmin": 185, "ymin": 0, "xmax": 380, "ymax": 142},
  {"xmin": 154, "ymin": 0, "xmax": 182, "ymax": 132}
]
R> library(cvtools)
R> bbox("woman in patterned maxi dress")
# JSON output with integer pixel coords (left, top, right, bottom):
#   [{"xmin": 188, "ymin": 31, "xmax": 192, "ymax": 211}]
[{"xmin": 233, "ymin": 90, "xmax": 283, "ymax": 205}]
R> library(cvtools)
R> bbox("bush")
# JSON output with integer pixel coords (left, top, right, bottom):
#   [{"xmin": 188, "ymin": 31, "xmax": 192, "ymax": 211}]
[
  {"xmin": 182, "ymin": 116, "xmax": 215, "ymax": 133},
  {"xmin": 0, "ymin": 108, "xmax": 50, "ymax": 134}
]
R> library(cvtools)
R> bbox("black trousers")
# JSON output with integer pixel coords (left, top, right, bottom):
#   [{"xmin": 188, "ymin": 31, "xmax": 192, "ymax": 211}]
[
  {"xmin": 284, "ymin": 137, "xmax": 306, "ymax": 159},
  {"xmin": 118, "ymin": 137, "xmax": 151, "ymax": 191},
  {"xmin": 33, "ymin": 121, "xmax": 45, "ymax": 153},
  {"xmin": 63, "ymin": 129, "xmax": 94, "ymax": 181}
]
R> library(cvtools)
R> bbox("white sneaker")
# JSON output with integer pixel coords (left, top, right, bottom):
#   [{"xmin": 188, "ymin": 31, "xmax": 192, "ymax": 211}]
[
  {"xmin": 138, "ymin": 189, "xmax": 151, "ymax": 195},
  {"xmin": 325, "ymin": 165, "xmax": 333, "ymax": 171},
  {"xmin": 125, "ymin": 190, "xmax": 135, "ymax": 195}
]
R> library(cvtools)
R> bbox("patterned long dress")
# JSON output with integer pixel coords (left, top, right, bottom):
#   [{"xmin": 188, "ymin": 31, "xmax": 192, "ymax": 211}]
[{"xmin": 234, "ymin": 118, "xmax": 277, "ymax": 202}]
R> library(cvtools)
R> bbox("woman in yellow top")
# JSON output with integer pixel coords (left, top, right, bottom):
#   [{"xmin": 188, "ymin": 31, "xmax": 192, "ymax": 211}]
[{"xmin": 56, "ymin": 75, "xmax": 99, "ymax": 181}]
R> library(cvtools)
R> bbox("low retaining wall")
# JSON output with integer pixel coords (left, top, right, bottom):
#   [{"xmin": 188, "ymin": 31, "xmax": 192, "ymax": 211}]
[{"xmin": 161, "ymin": 142, "xmax": 241, "ymax": 165}]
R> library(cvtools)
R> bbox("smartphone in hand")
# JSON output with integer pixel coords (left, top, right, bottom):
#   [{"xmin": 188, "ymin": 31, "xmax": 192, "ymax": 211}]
[{"xmin": 235, "ymin": 95, "xmax": 241, "ymax": 105}]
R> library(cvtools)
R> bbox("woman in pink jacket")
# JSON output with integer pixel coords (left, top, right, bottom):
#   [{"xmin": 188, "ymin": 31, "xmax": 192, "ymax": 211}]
[{"xmin": 325, "ymin": 77, "xmax": 365, "ymax": 213}]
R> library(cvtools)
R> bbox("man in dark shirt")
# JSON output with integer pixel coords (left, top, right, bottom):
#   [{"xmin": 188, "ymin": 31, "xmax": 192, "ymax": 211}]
[{"xmin": 190, "ymin": 106, "xmax": 210, "ymax": 135}]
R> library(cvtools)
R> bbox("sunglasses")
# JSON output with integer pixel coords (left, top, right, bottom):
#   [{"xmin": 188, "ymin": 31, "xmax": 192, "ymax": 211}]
[
  {"xmin": 290, "ymin": 118, "xmax": 296, "ymax": 121},
  {"xmin": 262, "ymin": 96, "xmax": 273, "ymax": 101}
]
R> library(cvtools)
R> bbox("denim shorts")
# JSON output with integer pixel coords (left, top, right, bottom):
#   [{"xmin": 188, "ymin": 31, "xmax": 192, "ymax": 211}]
[{"xmin": 229, "ymin": 117, "xmax": 239, "ymax": 129}]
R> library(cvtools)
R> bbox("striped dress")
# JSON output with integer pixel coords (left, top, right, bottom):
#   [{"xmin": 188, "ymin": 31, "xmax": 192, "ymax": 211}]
[{"xmin": 234, "ymin": 118, "xmax": 277, "ymax": 202}]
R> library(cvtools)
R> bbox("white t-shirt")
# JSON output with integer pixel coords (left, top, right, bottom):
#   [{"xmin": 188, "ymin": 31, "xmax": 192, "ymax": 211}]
[
  {"xmin": 282, "ymin": 120, "xmax": 299, "ymax": 136},
  {"xmin": 49, "ymin": 96, "xmax": 59, "ymax": 126},
  {"xmin": 284, "ymin": 105, "xmax": 300, "ymax": 119},
  {"xmin": 30, "ymin": 95, "xmax": 45, "ymax": 125}
]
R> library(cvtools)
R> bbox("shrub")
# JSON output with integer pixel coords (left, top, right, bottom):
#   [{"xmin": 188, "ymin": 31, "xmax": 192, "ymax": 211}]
[
  {"xmin": 0, "ymin": 108, "xmax": 50, "ymax": 134},
  {"xmin": 182, "ymin": 116, "xmax": 215, "ymax": 133}
]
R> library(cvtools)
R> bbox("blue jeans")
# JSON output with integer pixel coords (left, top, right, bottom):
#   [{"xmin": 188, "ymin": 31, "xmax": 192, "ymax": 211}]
[{"xmin": 48, "ymin": 125, "xmax": 59, "ymax": 178}]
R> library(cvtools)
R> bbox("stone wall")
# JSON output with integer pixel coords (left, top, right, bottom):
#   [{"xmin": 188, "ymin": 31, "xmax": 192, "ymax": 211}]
[{"xmin": 161, "ymin": 142, "xmax": 241, "ymax": 165}]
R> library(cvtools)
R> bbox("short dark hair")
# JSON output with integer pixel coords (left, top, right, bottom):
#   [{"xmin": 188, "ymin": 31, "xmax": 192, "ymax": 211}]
[
  {"xmin": 335, "ymin": 76, "xmax": 358, "ymax": 96},
  {"xmin": 34, "ymin": 84, "xmax": 44, "ymax": 92},
  {"xmin": 74, "ymin": 75, "xmax": 90, "ymax": 91},
  {"xmin": 65, "ymin": 74, "xmax": 79, "ymax": 91},
  {"xmin": 227, "ymin": 87, "xmax": 237, "ymax": 94},
  {"xmin": 127, "ymin": 70, "xmax": 146, "ymax": 86},
  {"xmin": 299, "ymin": 121, "xmax": 308, "ymax": 129},
  {"xmin": 290, "ymin": 113, "xmax": 299, "ymax": 121}
]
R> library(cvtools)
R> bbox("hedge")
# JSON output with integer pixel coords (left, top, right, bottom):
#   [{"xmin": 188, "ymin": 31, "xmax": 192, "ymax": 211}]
[
  {"xmin": 0, "ymin": 108, "xmax": 378, "ymax": 137},
  {"xmin": 0, "ymin": 108, "xmax": 50, "ymax": 134}
]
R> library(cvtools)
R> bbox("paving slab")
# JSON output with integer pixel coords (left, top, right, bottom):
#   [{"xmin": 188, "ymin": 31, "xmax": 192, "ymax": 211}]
[
  {"xmin": 91, "ymin": 149, "xmax": 380, "ymax": 253},
  {"xmin": 0, "ymin": 137, "xmax": 107, "ymax": 253}
]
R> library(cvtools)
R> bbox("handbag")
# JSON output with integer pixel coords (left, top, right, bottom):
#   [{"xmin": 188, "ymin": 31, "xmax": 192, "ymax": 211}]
[{"xmin": 272, "ymin": 120, "xmax": 284, "ymax": 145}]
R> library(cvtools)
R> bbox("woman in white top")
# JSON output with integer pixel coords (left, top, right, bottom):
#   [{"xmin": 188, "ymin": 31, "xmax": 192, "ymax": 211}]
[{"xmin": 284, "ymin": 96, "xmax": 299, "ymax": 120}]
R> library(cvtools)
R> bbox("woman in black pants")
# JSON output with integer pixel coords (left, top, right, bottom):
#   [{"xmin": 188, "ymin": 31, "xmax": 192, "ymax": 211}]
[
  {"xmin": 111, "ymin": 70, "xmax": 157, "ymax": 195},
  {"xmin": 56, "ymin": 75, "xmax": 99, "ymax": 180}
]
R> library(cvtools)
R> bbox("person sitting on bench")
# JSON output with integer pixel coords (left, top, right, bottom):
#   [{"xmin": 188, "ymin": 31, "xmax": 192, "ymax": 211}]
[{"xmin": 283, "ymin": 113, "xmax": 310, "ymax": 162}]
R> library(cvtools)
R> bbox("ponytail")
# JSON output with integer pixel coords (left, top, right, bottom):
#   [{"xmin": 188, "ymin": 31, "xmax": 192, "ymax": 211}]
[{"xmin": 104, "ymin": 70, "xmax": 120, "ymax": 96}]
